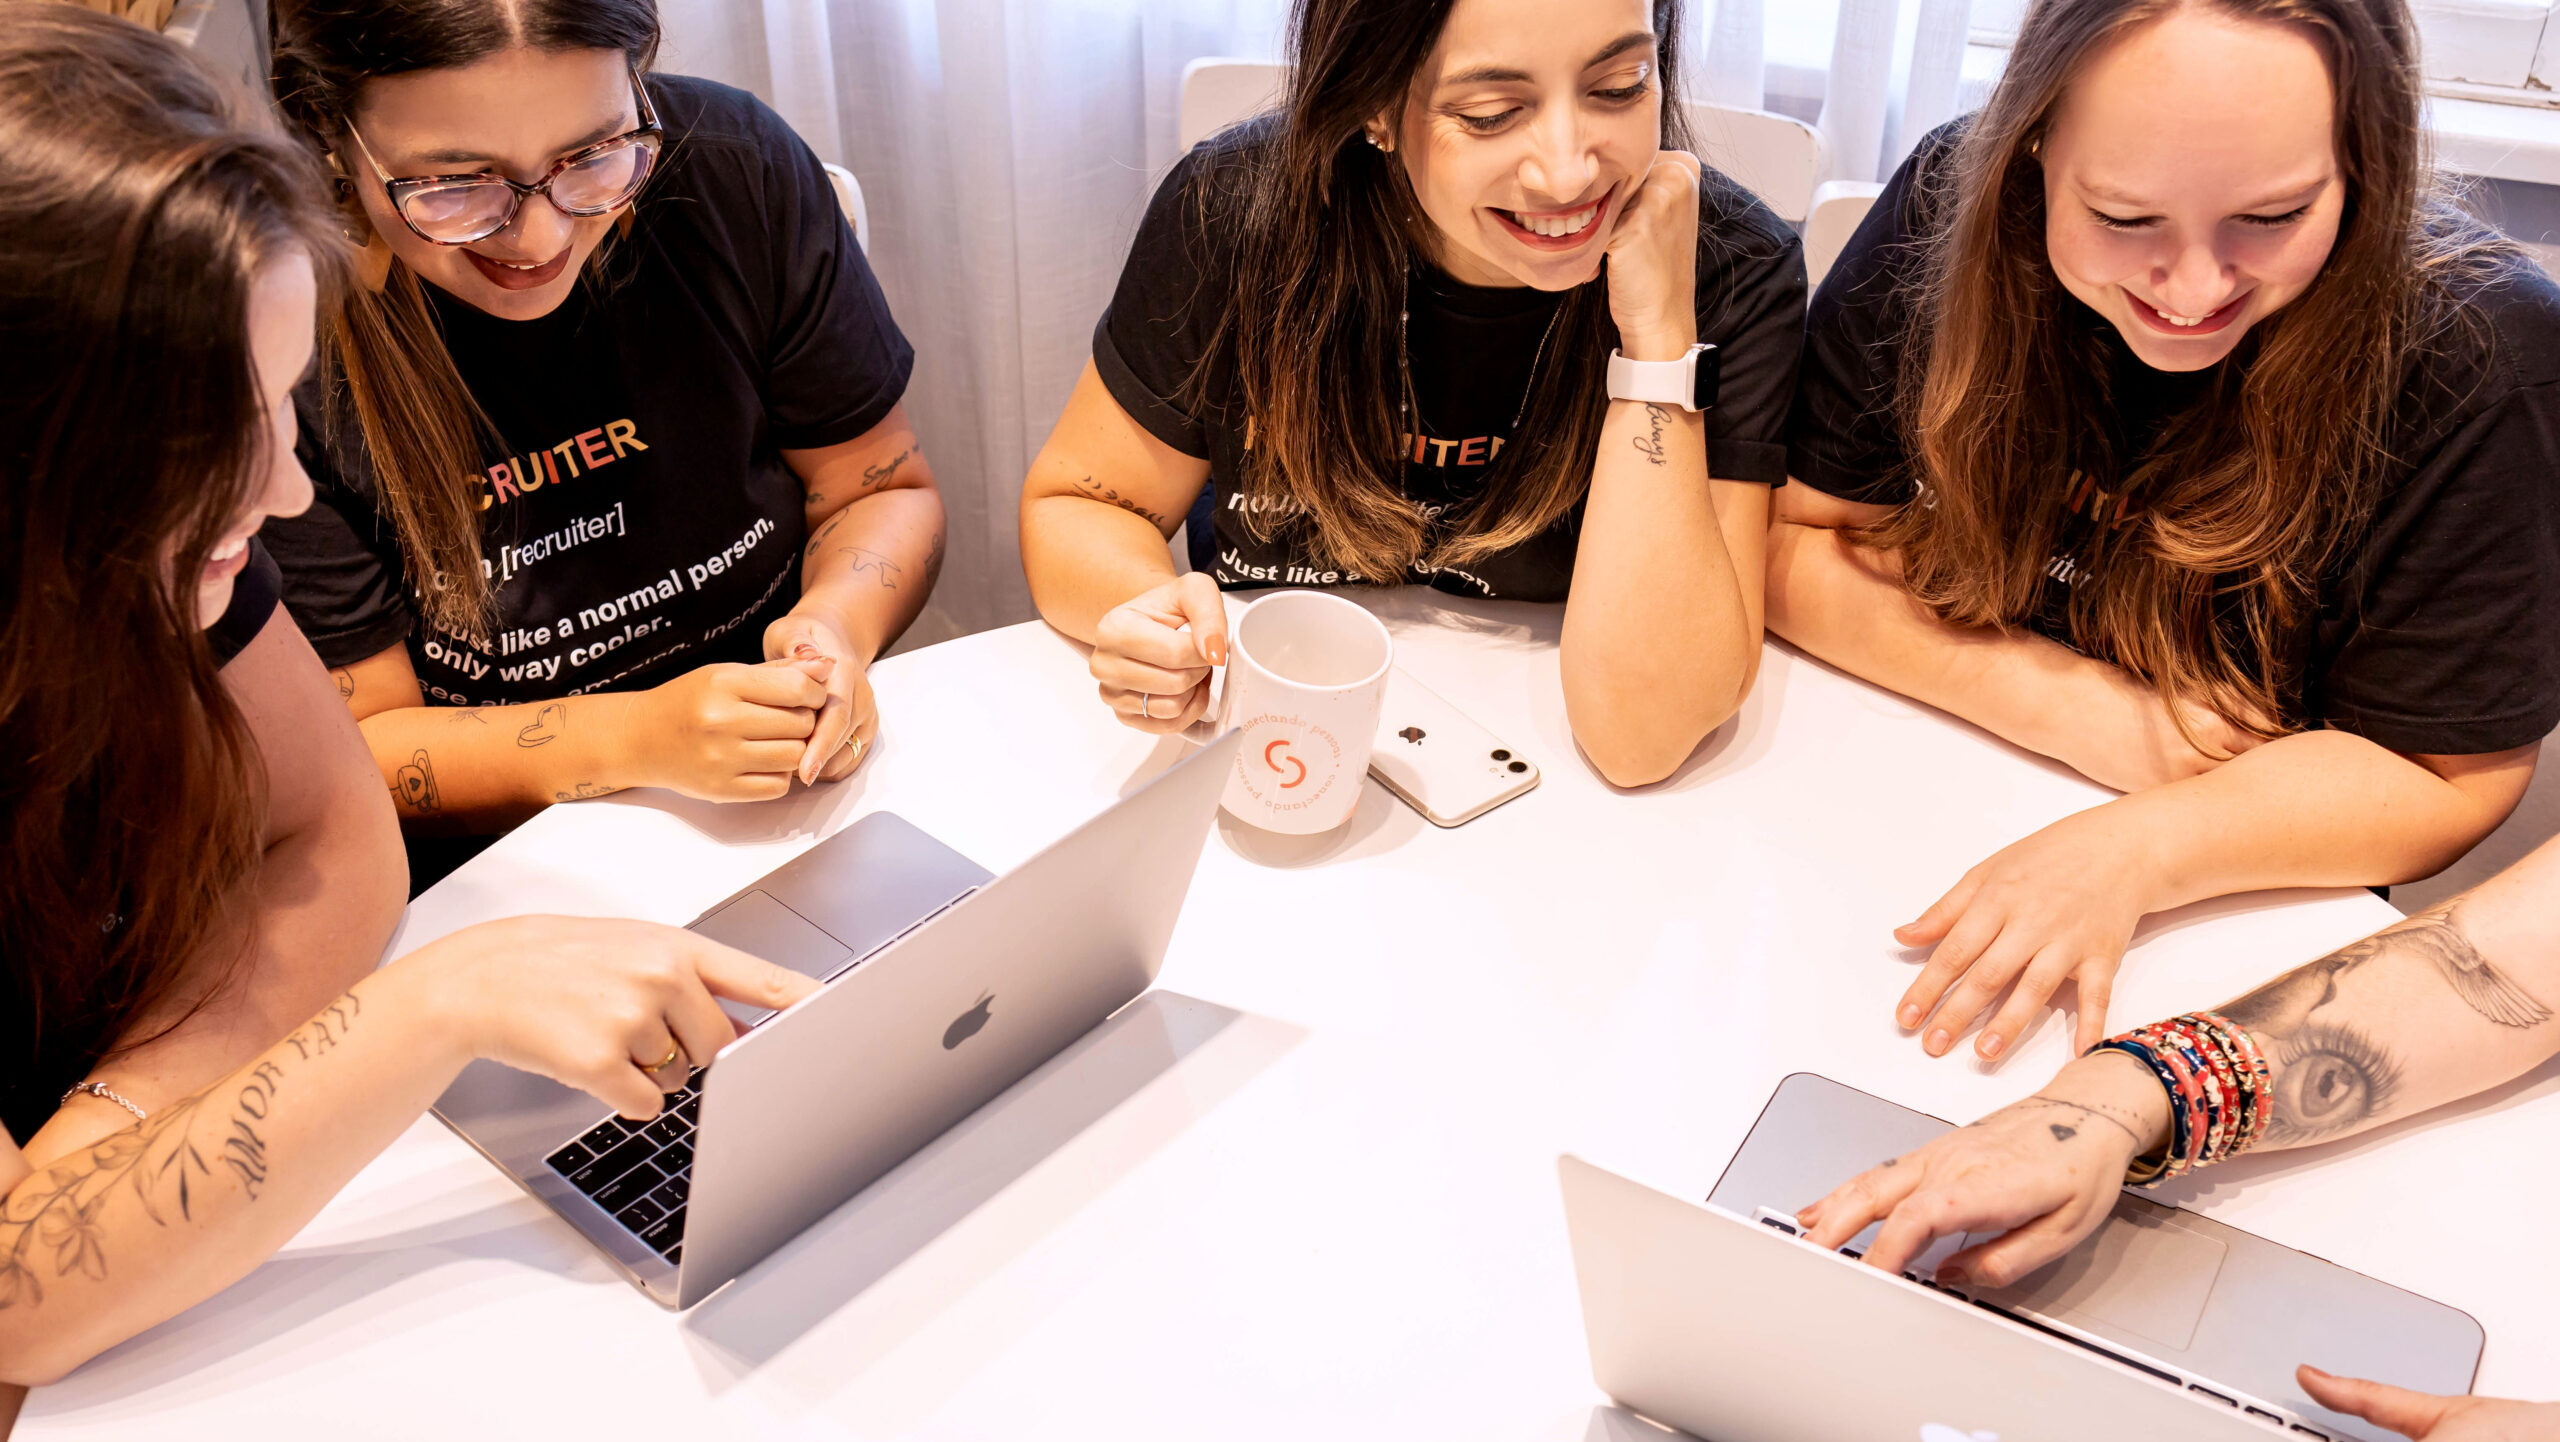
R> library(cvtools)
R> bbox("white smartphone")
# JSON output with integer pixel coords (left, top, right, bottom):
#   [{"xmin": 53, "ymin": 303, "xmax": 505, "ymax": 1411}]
[{"xmin": 1367, "ymin": 668, "xmax": 1539, "ymax": 827}]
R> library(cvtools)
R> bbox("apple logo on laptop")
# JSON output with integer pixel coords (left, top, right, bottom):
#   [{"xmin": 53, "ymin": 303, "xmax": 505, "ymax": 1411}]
[
  {"xmin": 1917, "ymin": 1427, "xmax": 1997, "ymax": 1442},
  {"xmin": 943, "ymin": 992, "xmax": 994, "ymax": 1050}
]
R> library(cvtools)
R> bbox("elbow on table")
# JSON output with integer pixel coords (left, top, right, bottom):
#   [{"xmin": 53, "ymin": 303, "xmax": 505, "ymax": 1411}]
[
  {"xmin": 2, "ymin": 1326, "xmax": 108, "ymax": 1388},
  {"xmin": 1568, "ymin": 684, "xmax": 1749, "ymax": 790}
]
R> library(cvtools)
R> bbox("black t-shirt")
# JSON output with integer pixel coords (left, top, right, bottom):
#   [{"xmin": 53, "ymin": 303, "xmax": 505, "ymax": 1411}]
[
  {"xmin": 5, "ymin": 544, "xmax": 281, "ymax": 1143},
  {"xmin": 1788, "ymin": 120, "xmax": 2560, "ymax": 756},
  {"xmin": 264, "ymin": 75, "xmax": 913, "ymax": 704},
  {"xmin": 1096, "ymin": 122, "xmax": 1806, "ymax": 602}
]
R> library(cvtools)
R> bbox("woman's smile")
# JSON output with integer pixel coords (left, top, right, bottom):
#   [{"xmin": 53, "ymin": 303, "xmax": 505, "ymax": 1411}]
[
  {"xmin": 463, "ymin": 242, "xmax": 573, "ymax": 291},
  {"xmin": 2123, "ymin": 289, "xmax": 2248, "ymax": 337}
]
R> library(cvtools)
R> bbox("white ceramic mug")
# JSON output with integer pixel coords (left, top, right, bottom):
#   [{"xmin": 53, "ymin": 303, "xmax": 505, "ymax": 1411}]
[{"xmin": 1188, "ymin": 590, "xmax": 1393, "ymax": 834}]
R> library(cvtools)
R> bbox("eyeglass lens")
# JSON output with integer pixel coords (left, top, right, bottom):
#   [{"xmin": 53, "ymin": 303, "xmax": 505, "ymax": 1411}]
[{"xmin": 400, "ymin": 139, "xmax": 654, "ymax": 244}]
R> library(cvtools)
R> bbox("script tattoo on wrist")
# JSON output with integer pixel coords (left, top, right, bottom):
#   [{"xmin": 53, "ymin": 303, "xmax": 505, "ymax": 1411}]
[
  {"xmin": 552, "ymin": 781, "xmax": 619, "ymax": 802},
  {"xmin": 0, "ymin": 991, "xmax": 360, "ymax": 1311},
  {"xmin": 1074, "ymin": 475, "xmax": 1172, "ymax": 529},
  {"xmin": 1633, "ymin": 403, "xmax": 1672, "ymax": 467},
  {"xmin": 389, "ymin": 748, "xmax": 441, "ymax": 814}
]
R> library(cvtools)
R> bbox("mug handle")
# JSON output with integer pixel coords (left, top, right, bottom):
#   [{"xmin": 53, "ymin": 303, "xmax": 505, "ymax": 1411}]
[{"xmin": 1175, "ymin": 623, "xmax": 1233, "ymax": 743}]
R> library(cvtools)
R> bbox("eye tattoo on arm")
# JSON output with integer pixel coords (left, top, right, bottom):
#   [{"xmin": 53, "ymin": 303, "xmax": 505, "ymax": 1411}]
[
  {"xmin": 1073, "ymin": 475, "xmax": 1172, "ymax": 529},
  {"xmin": 0, "ymin": 992, "xmax": 360, "ymax": 1311}
]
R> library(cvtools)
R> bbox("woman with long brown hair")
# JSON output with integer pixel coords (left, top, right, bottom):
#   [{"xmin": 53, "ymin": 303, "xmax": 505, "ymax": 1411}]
[
  {"xmin": 1772, "ymin": 0, "xmax": 2560, "ymax": 1064},
  {"xmin": 1019, "ymin": 0, "xmax": 1806, "ymax": 788},
  {"xmin": 260, "ymin": 0, "xmax": 943, "ymax": 885},
  {"xmin": 0, "ymin": 9, "xmax": 809, "ymax": 1397}
]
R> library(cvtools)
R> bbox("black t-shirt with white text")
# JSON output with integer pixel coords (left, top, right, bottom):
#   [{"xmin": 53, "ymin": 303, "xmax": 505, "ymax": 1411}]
[
  {"xmin": 264, "ymin": 75, "xmax": 913, "ymax": 705},
  {"xmin": 1788, "ymin": 120, "xmax": 2560, "ymax": 756},
  {"xmin": 1095, "ymin": 121, "xmax": 1806, "ymax": 602}
]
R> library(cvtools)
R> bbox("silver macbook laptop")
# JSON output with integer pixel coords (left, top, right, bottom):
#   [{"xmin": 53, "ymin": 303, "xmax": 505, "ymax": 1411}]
[
  {"xmin": 432, "ymin": 731, "xmax": 1242, "ymax": 1309},
  {"xmin": 1561, "ymin": 1073, "xmax": 2483, "ymax": 1442}
]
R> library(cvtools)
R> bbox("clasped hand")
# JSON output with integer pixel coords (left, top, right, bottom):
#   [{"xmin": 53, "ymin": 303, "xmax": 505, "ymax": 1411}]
[{"xmin": 1090, "ymin": 572, "xmax": 1229, "ymax": 733}]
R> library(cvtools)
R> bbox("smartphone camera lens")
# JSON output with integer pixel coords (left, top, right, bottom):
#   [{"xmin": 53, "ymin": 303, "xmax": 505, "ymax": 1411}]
[
  {"xmin": 1491, "ymin": 749, "xmax": 1511, "ymax": 761},
  {"xmin": 1507, "ymin": 761, "xmax": 1528, "ymax": 774}
]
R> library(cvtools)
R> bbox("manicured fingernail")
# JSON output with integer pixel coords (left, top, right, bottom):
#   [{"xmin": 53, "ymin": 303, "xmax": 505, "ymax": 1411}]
[
  {"xmin": 1925, "ymin": 1029, "xmax": 1950, "ymax": 1055},
  {"xmin": 1898, "ymin": 1004, "xmax": 1922, "ymax": 1029},
  {"xmin": 1980, "ymin": 1033, "xmax": 2005, "ymax": 1058}
]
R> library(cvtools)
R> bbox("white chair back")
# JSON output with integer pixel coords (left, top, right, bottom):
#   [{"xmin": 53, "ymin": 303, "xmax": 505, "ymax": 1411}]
[
  {"xmin": 1178, "ymin": 58, "xmax": 1287, "ymax": 151},
  {"xmin": 1679, "ymin": 100, "xmax": 1822, "ymax": 224},
  {"xmin": 823, "ymin": 162, "xmax": 872, "ymax": 254}
]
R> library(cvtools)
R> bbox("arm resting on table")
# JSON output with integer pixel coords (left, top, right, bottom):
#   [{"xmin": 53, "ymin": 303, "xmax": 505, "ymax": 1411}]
[
  {"xmin": 1767, "ymin": 481, "xmax": 2254, "ymax": 792},
  {"xmin": 1020, "ymin": 362, "xmax": 1211, "ymax": 643}
]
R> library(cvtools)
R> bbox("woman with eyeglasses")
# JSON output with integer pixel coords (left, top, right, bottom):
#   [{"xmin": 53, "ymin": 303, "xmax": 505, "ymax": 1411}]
[
  {"xmin": 0, "ymin": 9, "xmax": 812, "ymax": 1402},
  {"xmin": 261, "ymin": 0, "xmax": 943, "ymax": 881},
  {"xmin": 1018, "ymin": 0, "xmax": 1805, "ymax": 787},
  {"xmin": 1770, "ymin": 0, "xmax": 2560, "ymax": 1064}
]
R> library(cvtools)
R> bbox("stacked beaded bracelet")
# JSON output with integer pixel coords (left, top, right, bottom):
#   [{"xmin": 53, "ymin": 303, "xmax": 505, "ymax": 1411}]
[{"xmin": 2089, "ymin": 1011, "xmax": 2269, "ymax": 1186}]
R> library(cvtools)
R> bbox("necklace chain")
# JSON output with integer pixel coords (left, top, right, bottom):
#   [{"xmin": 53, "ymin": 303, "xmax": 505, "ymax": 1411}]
[{"xmin": 1396, "ymin": 265, "xmax": 1565, "ymax": 443}]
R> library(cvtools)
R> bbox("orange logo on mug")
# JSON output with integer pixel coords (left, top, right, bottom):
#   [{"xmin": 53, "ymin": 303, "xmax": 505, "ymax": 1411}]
[{"xmin": 1263, "ymin": 738, "xmax": 1309, "ymax": 789}]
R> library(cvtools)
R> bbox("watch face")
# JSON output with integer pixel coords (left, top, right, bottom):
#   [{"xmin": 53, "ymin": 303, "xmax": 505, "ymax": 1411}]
[{"xmin": 1695, "ymin": 343, "xmax": 1722, "ymax": 412}]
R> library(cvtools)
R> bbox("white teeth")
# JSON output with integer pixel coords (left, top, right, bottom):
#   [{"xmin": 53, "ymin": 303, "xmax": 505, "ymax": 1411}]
[
  {"xmin": 209, "ymin": 537, "xmax": 247, "ymax": 563},
  {"xmin": 1509, "ymin": 200, "xmax": 1601, "ymax": 239}
]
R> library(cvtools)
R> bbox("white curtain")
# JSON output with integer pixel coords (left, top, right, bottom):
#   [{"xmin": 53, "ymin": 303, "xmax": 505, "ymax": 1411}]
[{"xmin": 660, "ymin": 0, "xmax": 1286, "ymax": 645}]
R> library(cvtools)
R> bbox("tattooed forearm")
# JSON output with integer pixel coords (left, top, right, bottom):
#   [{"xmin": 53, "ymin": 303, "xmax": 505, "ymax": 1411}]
[
  {"xmin": 330, "ymin": 668, "xmax": 355, "ymax": 701},
  {"xmin": 1633, "ymin": 403, "xmax": 1671, "ymax": 466},
  {"xmin": 515, "ymin": 702, "xmax": 567, "ymax": 749},
  {"xmin": 2384, "ymin": 905, "xmax": 2550, "ymax": 1028},
  {"xmin": 924, "ymin": 528, "xmax": 947, "ymax": 591},
  {"xmin": 389, "ymin": 749, "xmax": 441, "ymax": 814},
  {"xmin": 860, "ymin": 448, "xmax": 912, "ymax": 491},
  {"xmin": 833, "ymin": 547, "xmax": 904, "ymax": 590},
  {"xmin": 0, "ymin": 992, "xmax": 360, "ymax": 1310},
  {"xmin": 2260, "ymin": 1021, "xmax": 2403, "ymax": 1147},
  {"xmin": 1073, "ymin": 475, "xmax": 1172, "ymax": 529},
  {"xmin": 552, "ymin": 781, "xmax": 619, "ymax": 802}
]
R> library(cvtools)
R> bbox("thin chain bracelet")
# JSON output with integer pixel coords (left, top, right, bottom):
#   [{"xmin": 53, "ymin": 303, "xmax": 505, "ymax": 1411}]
[{"xmin": 60, "ymin": 1080, "xmax": 148, "ymax": 1122}]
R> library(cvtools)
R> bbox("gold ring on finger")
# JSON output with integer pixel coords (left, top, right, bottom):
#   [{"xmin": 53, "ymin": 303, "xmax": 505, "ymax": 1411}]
[{"xmin": 641, "ymin": 1045, "xmax": 684, "ymax": 1074}]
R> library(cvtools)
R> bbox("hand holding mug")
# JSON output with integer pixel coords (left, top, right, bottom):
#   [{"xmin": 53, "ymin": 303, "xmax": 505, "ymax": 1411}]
[{"xmin": 1091, "ymin": 572, "xmax": 1229, "ymax": 733}]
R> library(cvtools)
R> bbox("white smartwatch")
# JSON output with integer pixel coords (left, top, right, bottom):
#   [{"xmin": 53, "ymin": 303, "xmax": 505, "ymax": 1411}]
[{"xmin": 1605, "ymin": 342, "xmax": 1719, "ymax": 412}]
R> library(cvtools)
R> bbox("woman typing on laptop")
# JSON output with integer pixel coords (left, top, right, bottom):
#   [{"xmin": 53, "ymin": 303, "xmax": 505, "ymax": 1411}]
[
  {"xmin": 1018, "ymin": 0, "xmax": 1805, "ymax": 788},
  {"xmin": 0, "ymin": 11, "xmax": 811, "ymax": 1400},
  {"xmin": 1770, "ymin": 0, "xmax": 2560, "ymax": 1065},
  {"xmin": 1796, "ymin": 831, "xmax": 2560, "ymax": 1437}
]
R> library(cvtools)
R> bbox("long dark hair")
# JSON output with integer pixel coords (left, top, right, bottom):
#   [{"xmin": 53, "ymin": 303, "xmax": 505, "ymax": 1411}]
[
  {"xmin": 1874, "ymin": 0, "xmax": 2503, "ymax": 739},
  {"xmin": 1198, "ymin": 0, "xmax": 1694, "ymax": 582},
  {"xmin": 0, "ymin": 6, "xmax": 345, "ymax": 1137},
  {"xmin": 268, "ymin": 0, "xmax": 661, "ymax": 637}
]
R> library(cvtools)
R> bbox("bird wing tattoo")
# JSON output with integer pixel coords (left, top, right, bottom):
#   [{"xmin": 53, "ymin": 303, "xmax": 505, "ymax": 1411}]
[{"xmin": 2396, "ymin": 908, "xmax": 2553, "ymax": 1029}]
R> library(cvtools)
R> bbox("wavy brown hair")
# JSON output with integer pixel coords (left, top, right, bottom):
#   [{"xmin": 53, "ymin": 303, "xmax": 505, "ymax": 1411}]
[
  {"xmin": 269, "ymin": 0, "xmax": 662, "ymax": 638},
  {"xmin": 1873, "ymin": 0, "xmax": 2506, "ymax": 741},
  {"xmin": 1196, "ymin": 0, "xmax": 1693, "ymax": 582},
  {"xmin": 0, "ymin": 6, "xmax": 345, "ymax": 1139}
]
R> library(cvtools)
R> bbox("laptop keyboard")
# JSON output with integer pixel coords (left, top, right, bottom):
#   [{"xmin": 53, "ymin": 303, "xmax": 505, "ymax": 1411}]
[
  {"xmin": 1747, "ymin": 1207, "xmax": 2334, "ymax": 1439},
  {"xmin": 546, "ymin": 1070, "xmax": 705, "ymax": 1266}
]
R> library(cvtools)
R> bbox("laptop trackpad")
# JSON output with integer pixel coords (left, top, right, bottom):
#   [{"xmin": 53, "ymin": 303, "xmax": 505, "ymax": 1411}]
[
  {"xmin": 1986, "ymin": 1193, "xmax": 2228, "ymax": 1352},
  {"xmin": 692, "ymin": 890, "xmax": 853, "ymax": 1025}
]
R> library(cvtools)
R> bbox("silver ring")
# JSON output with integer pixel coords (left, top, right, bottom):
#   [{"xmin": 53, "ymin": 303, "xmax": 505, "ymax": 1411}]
[{"xmin": 1141, "ymin": 693, "xmax": 1167, "ymax": 720}]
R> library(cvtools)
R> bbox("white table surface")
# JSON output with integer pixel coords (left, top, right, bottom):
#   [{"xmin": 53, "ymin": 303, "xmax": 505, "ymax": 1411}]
[{"xmin": 27, "ymin": 590, "xmax": 2560, "ymax": 1439}]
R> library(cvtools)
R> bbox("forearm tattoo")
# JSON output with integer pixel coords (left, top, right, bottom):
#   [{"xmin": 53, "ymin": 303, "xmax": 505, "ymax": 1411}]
[
  {"xmin": 859, "ymin": 448, "xmax": 911, "ymax": 492},
  {"xmin": 515, "ymin": 703, "xmax": 567, "ymax": 749},
  {"xmin": 2222, "ymin": 902, "xmax": 2547, "ymax": 1147},
  {"xmin": 1073, "ymin": 475, "xmax": 1171, "ymax": 529},
  {"xmin": 1633, "ymin": 403, "xmax": 1671, "ymax": 467},
  {"xmin": 924, "ymin": 527, "xmax": 947, "ymax": 592},
  {"xmin": 330, "ymin": 668, "xmax": 355, "ymax": 701},
  {"xmin": 389, "ymin": 748, "xmax": 441, "ymax": 814},
  {"xmin": 833, "ymin": 547, "xmax": 903, "ymax": 590},
  {"xmin": 0, "ymin": 993, "xmax": 360, "ymax": 1311}
]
